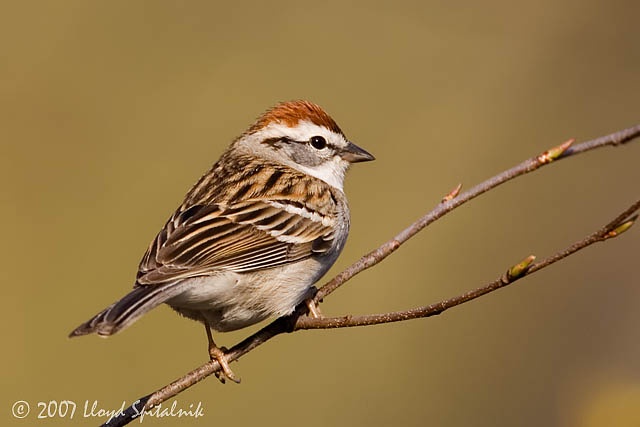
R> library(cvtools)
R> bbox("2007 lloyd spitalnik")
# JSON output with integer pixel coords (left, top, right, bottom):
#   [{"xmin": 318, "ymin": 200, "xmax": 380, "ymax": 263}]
[{"xmin": 29, "ymin": 399, "xmax": 204, "ymax": 422}]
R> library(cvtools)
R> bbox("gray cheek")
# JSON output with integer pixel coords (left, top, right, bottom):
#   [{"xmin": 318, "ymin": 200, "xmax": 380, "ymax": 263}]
[{"xmin": 287, "ymin": 145, "xmax": 324, "ymax": 167}]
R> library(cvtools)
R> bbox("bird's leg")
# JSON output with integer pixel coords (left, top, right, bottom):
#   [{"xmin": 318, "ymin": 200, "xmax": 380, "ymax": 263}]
[
  {"xmin": 304, "ymin": 298, "xmax": 323, "ymax": 319},
  {"xmin": 204, "ymin": 321, "xmax": 240, "ymax": 384}
]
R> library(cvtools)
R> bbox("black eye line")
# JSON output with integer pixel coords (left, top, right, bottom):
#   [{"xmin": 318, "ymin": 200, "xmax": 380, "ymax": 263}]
[
  {"xmin": 263, "ymin": 136, "xmax": 336, "ymax": 150},
  {"xmin": 292, "ymin": 136, "xmax": 335, "ymax": 150}
]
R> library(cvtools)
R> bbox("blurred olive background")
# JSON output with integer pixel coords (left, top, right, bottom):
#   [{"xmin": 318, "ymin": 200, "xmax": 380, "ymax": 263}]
[{"xmin": 2, "ymin": 1, "xmax": 639, "ymax": 426}]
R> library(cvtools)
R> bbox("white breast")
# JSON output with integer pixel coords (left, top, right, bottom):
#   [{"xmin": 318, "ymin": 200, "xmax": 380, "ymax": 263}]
[{"xmin": 167, "ymin": 256, "xmax": 331, "ymax": 332}]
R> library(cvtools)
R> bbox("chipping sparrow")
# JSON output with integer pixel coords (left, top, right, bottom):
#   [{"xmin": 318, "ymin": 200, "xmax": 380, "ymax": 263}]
[{"xmin": 69, "ymin": 100, "xmax": 374, "ymax": 382}]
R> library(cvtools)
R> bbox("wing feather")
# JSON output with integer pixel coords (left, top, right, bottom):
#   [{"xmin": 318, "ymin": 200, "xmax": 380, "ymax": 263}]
[{"xmin": 136, "ymin": 199, "xmax": 335, "ymax": 285}]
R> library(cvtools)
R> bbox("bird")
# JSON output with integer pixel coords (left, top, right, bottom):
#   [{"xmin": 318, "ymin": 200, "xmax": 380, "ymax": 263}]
[{"xmin": 69, "ymin": 100, "xmax": 375, "ymax": 382}]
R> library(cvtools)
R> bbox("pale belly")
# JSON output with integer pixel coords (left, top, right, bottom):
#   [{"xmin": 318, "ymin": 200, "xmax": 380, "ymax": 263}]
[{"xmin": 167, "ymin": 256, "xmax": 330, "ymax": 332}]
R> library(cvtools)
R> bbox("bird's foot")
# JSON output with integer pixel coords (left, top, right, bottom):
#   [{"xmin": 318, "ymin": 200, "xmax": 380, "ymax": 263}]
[
  {"xmin": 209, "ymin": 345, "xmax": 241, "ymax": 384},
  {"xmin": 305, "ymin": 298, "xmax": 324, "ymax": 319}
]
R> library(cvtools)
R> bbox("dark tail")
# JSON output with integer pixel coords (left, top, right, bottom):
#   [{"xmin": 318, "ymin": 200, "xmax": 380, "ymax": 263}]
[{"xmin": 69, "ymin": 281, "xmax": 188, "ymax": 338}]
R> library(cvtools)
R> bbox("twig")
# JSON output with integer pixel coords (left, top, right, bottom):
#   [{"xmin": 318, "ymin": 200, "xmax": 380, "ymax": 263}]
[
  {"xmin": 295, "ymin": 200, "xmax": 640, "ymax": 329},
  {"xmin": 313, "ymin": 125, "xmax": 640, "ymax": 303},
  {"xmin": 102, "ymin": 124, "xmax": 640, "ymax": 427}
]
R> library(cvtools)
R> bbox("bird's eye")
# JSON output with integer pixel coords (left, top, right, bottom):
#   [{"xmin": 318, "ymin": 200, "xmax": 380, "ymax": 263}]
[{"xmin": 310, "ymin": 136, "xmax": 327, "ymax": 150}]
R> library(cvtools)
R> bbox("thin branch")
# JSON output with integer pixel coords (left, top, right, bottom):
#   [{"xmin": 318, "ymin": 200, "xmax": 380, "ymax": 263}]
[
  {"xmin": 313, "ymin": 125, "xmax": 640, "ymax": 303},
  {"xmin": 102, "ymin": 124, "xmax": 640, "ymax": 427},
  {"xmin": 295, "ymin": 200, "xmax": 640, "ymax": 329}
]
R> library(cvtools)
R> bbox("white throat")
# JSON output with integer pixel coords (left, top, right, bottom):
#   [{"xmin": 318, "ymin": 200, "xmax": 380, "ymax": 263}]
[{"xmin": 295, "ymin": 157, "xmax": 347, "ymax": 191}]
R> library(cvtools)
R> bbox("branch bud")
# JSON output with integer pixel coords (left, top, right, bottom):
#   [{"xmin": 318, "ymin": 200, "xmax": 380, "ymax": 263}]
[
  {"xmin": 442, "ymin": 183, "xmax": 463, "ymax": 202},
  {"xmin": 506, "ymin": 255, "xmax": 536, "ymax": 281},
  {"xmin": 537, "ymin": 138, "xmax": 574, "ymax": 164},
  {"xmin": 605, "ymin": 215, "xmax": 637, "ymax": 239}
]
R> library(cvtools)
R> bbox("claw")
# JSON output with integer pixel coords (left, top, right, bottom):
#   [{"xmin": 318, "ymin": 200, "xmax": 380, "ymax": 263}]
[
  {"xmin": 204, "ymin": 320, "xmax": 240, "ymax": 384},
  {"xmin": 305, "ymin": 298, "xmax": 323, "ymax": 319},
  {"xmin": 209, "ymin": 345, "xmax": 241, "ymax": 384}
]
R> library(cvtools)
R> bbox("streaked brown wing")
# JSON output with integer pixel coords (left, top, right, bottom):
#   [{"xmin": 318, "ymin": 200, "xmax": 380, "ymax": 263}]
[{"xmin": 136, "ymin": 200, "xmax": 334, "ymax": 285}]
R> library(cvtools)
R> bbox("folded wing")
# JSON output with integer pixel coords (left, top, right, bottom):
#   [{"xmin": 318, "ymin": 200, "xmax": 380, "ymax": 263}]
[{"xmin": 136, "ymin": 199, "xmax": 335, "ymax": 285}]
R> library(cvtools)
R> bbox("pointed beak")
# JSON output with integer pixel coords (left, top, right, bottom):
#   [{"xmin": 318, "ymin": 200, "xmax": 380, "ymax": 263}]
[{"xmin": 340, "ymin": 141, "xmax": 375, "ymax": 163}]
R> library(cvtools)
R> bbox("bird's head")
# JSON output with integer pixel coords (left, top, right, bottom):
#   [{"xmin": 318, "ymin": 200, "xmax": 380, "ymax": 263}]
[{"xmin": 234, "ymin": 100, "xmax": 374, "ymax": 190}]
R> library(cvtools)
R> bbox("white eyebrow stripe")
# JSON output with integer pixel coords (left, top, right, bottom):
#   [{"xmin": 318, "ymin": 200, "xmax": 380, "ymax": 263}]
[{"xmin": 257, "ymin": 120, "xmax": 343, "ymax": 144}]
